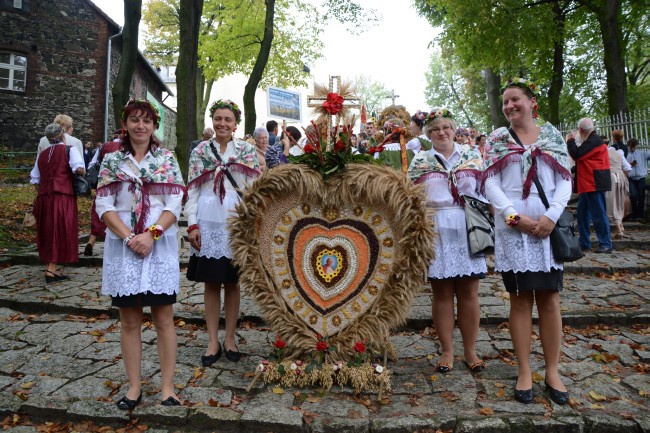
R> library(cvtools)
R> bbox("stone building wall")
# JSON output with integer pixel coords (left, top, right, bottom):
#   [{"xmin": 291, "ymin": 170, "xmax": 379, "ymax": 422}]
[{"xmin": 0, "ymin": 0, "xmax": 174, "ymax": 150}]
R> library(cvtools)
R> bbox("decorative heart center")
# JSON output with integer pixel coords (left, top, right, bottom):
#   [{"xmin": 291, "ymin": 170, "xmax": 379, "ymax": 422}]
[{"xmin": 314, "ymin": 247, "xmax": 345, "ymax": 283}]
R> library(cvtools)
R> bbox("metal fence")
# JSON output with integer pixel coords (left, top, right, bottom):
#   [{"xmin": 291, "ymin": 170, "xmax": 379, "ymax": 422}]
[
  {"xmin": 0, "ymin": 151, "xmax": 36, "ymax": 171},
  {"xmin": 557, "ymin": 108, "xmax": 650, "ymax": 149}
]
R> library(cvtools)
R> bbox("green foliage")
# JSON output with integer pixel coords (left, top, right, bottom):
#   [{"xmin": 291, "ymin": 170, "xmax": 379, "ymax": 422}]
[
  {"xmin": 352, "ymin": 75, "xmax": 391, "ymax": 116},
  {"xmin": 322, "ymin": 0, "xmax": 380, "ymax": 35},
  {"xmin": 143, "ymin": 0, "xmax": 323, "ymax": 92}
]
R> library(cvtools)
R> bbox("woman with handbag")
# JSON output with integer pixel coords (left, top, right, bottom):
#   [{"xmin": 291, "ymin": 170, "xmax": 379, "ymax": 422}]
[
  {"xmin": 30, "ymin": 123, "xmax": 85, "ymax": 283},
  {"xmin": 484, "ymin": 79, "xmax": 572, "ymax": 405},
  {"xmin": 408, "ymin": 108, "xmax": 487, "ymax": 374},
  {"xmin": 95, "ymin": 98, "xmax": 187, "ymax": 409},
  {"xmin": 185, "ymin": 99, "xmax": 260, "ymax": 366}
]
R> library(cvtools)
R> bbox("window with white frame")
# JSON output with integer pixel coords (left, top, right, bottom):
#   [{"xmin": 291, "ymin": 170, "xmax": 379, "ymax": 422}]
[{"xmin": 0, "ymin": 52, "xmax": 27, "ymax": 92}]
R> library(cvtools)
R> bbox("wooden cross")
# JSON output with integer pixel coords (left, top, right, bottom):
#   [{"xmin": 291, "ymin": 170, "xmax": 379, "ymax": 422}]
[
  {"xmin": 307, "ymin": 75, "xmax": 362, "ymax": 133},
  {"xmin": 386, "ymin": 89, "xmax": 400, "ymax": 105}
]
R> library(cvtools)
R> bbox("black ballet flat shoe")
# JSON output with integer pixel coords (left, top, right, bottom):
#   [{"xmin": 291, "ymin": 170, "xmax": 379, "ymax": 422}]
[
  {"xmin": 545, "ymin": 381, "xmax": 569, "ymax": 405},
  {"xmin": 224, "ymin": 340, "xmax": 241, "ymax": 362},
  {"xmin": 161, "ymin": 396, "xmax": 181, "ymax": 406},
  {"xmin": 84, "ymin": 243, "xmax": 93, "ymax": 256},
  {"xmin": 201, "ymin": 343, "xmax": 222, "ymax": 367},
  {"xmin": 45, "ymin": 271, "xmax": 69, "ymax": 284},
  {"xmin": 116, "ymin": 392, "xmax": 142, "ymax": 410},
  {"xmin": 514, "ymin": 387, "xmax": 534, "ymax": 404}
]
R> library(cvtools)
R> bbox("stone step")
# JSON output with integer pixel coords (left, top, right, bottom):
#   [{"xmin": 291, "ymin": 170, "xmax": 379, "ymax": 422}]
[{"xmin": 0, "ymin": 264, "xmax": 647, "ymax": 329}]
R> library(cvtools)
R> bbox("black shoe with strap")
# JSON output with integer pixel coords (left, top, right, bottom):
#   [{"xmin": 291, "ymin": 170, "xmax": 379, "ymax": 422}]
[{"xmin": 116, "ymin": 392, "xmax": 142, "ymax": 410}]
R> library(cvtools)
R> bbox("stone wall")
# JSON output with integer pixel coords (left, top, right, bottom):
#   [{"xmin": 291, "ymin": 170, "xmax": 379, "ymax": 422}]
[{"xmin": 0, "ymin": 0, "xmax": 174, "ymax": 150}]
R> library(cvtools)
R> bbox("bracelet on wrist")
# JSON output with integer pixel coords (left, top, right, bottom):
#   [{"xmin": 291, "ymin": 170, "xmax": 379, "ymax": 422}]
[
  {"xmin": 148, "ymin": 224, "xmax": 164, "ymax": 241},
  {"xmin": 187, "ymin": 224, "xmax": 199, "ymax": 234},
  {"xmin": 505, "ymin": 214, "xmax": 521, "ymax": 227},
  {"xmin": 123, "ymin": 233, "xmax": 136, "ymax": 245}
]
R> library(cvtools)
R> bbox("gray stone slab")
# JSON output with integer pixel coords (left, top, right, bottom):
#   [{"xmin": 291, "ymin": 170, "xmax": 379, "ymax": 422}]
[
  {"xmin": 310, "ymin": 416, "xmax": 369, "ymax": 433},
  {"xmin": 19, "ymin": 395, "xmax": 69, "ymax": 419},
  {"xmin": 187, "ymin": 406, "xmax": 241, "ymax": 431},
  {"xmin": 301, "ymin": 396, "xmax": 369, "ymax": 418},
  {"xmin": 181, "ymin": 386, "xmax": 232, "ymax": 406},
  {"xmin": 18, "ymin": 353, "xmax": 110, "ymax": 379},
  {"xmin": 478, "ymin": 400, "xmax": 547, "ymax": 415},
  {"xmin": 133, "ymin": 404, "xmax": 189, "ymax": 426},
  {"xmin": 0, "ymin": 392, "xmax": 23, "ymax": 416},
  {"xmin": 529, "ymin": 416, "xmax": 585, "ymax": 433},
  {"xmin": 44, "ymin": 334, "xmax": 95, "ymax": 357},
  {"xmin": 67, "ymin": 399, "xmax": 130, "ymax": 423},
  {"xmin": 0, "ymin": 346, "xmax": 43, "ymax": 374},
  {"xmin": 455, "ymin": 417, "xmax": 509, "ymax": 433},
  {"xmin": 584, "ymin": 413, "xmax": 640, "ymax": 433},
  {"xmin": 12, "ymin": 375, "xmax": 67, "ymax": 397},
  {"xmin": 240, "ymin": 403, "xmax": 303, "ymax": 433},
  {"xmin": 370, "ymin": 416, "xmax": 441, "ymax": 433},
  {"xmin": 52, "ymin": 376, "xmax": 112, "ymax": 400}
]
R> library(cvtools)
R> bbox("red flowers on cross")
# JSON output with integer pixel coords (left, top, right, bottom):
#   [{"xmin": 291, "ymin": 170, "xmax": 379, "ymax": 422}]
[
  {"xmin": 353, "ymin": 341, "xmax": 366, "ymax": 353},
  {"xmin": 322, "ymin": 92, "xmax": 344, "ymax": 115}
]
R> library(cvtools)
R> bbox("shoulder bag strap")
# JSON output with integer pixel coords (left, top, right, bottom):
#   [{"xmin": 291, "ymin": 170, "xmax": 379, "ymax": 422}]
[
  {"xmin": 508, "ymin": 128, "xmax": 551, "ymax": 210},
  {"xmin": 209, "ymin": 140, "xmax": 243, "ymax": 198}
]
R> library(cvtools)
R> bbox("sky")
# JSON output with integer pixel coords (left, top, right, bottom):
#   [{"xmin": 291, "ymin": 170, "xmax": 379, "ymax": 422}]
[{"xmin": 91, "ymin": 0, "xmax": 439, "ymax": 116}]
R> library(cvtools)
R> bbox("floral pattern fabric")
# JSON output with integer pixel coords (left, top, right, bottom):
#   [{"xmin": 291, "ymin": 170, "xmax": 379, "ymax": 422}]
[
  {"xmin": 97, "ymin": 148, "xmax": 186, "ymax": 234},
  {"xmin": 484, "ymin": 123, "xmax": 571, "ymax": 199},
  {"xmin": 408, "ymin": 143, "xmax": 485, "ymax": 205}
]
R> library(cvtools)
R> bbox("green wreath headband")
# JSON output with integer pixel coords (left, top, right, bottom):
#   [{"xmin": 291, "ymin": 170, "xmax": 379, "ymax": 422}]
[
  {"xmin": 503, "ymin": 78, "xmax": 540, "ymax": 99},
  {"xmin": 209, "ymin": 99, "xmax": 242, "ymax": 124},
  {"xmin": 122, "ymin": 98, "xmax": 161, "ymax": 124},
  {"xmin": 424, "ymin": 108, "xmax": 453, "ymax": 125}
]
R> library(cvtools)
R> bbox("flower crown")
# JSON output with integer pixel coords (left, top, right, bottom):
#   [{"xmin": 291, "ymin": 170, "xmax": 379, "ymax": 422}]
[
  {"xmin": 210, "ymin": 99, "xmax": 242, "ymax": 124},
  {"xmin": 425, "ymin": 108, "xmax": 453, "ymax": 125},
  {"xmin": 504, "ymin": 78, "xmax": 540, "ymax": 99},
  {"xmin": 122, "ymin": 98, "xmax": 161, "ymax": 124}
]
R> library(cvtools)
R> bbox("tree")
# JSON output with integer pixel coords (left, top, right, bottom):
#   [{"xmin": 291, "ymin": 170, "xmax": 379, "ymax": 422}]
[
  {"xmin": 244, "ymin": 0, "xmax": 276, "ymax": 135},
  {"xmin": 143, "ymin": 0, "xmax": 324, "ymax": 135},
  {"xmin": 175, "ymin": 0, "xmax": 204, "ymax": 179},
  {"xmin": 352, "ymin": 75, "xmax": 391, "ymax": 117},
  {"xmin": 112, "ymin": 0, "xmax": 142, "ymax": 127}
]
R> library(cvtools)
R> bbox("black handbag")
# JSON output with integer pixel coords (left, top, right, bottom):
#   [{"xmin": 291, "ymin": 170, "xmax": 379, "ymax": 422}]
[
  {"xmin": 463, "ymin": 195, "xmax": 495, "ymax": 255},
  {"xmin": 533, "ymin": 177, "xmax": 583, "ymax": 262},
  {"xmin": 86, "ymin": 164, "xmax": 99, "ymax": 189},
  {"xmin": 67, "ymin": 146, "xmax": 91, "ymax": 196},
  {"xmin": 433, "ymin": 155, "xmax": 494, "ymax": 255},
  {"xmin": 508, "ymin": 128, "xmax": 581, "ymax": 262}
]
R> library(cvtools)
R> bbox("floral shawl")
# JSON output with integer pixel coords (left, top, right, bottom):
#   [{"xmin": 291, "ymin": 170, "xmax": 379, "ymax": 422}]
[
  {"xmin": 97, "ymin": 148, "xmax": 187, "ymax": 234},
  {"xmin": 484, "ymin": 123, "xmax": 571, "ymax": 199},
  {"xmin": 187, "ymin": 138, "xmax": 260, "ymax": 202},
  {"xmin": 408, "ymin": 144, "xmax": 484, "ymax": 205}
]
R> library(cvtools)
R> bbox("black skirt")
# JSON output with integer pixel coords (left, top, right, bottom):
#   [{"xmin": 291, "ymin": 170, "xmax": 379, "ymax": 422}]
[
  {"xmin": 501, "ymin": 268, "xmax": 563, "ymax": 294},
  {"xmin": 428, "ymin": 272, "xmax": 486, "ymax": 282},
  {"xmin": 111, "ymin": 291, "xmax": 177, "ymax": 308},
  {"xmin": 187, "ymin": 255, "xmax": 239, "ymax": 284}
]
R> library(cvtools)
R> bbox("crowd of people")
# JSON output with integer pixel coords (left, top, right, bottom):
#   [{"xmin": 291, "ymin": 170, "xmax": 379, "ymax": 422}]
[{"xmin": 28, "ymin": 81, "xmax": 646, "ymax": 410}]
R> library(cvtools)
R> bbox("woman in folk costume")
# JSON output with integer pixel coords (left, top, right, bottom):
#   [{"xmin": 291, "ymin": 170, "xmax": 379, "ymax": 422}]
[
  {"xmin": 405, "ymin": 110, "xmax": 431, "ymax": 153},
  {"xmin": 484, "ymin": 78, "xmax": 572, "ymax": 405},
  {"xmin": 185, "ymin": 99, "xmax": 260, "ymax": 366},
  {"xmin": 30, "ymin": 123, "xmax": 85, "ymax": 282},
  {"xmin": 95, "ymin": 98, "xmax": 187, "ymax": 409},
  {"xmin": 408, "ymin": 108, "xmax": 487, "ymax": 374}
]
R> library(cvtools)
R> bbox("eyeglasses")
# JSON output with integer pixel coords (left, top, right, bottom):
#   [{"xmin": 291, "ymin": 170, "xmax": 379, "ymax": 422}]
[{"xmin": 430, "ymin": 125, "xmax": 453, "ymax": 133}]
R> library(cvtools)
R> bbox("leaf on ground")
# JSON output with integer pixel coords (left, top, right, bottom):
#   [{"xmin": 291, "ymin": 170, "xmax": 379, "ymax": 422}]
[
  {"xmin": 208, "ymin": 398, "xmax": 219, "ymax": 407},
  {"xmin": 440, "ymin": 391, "xmax": 459, "ymax": 401},
  {"xmin": 639, "ymin": 390, "xmax": 648, "ymax": 397},
  {"xmin": 479, "ymin": 407, "xmax": 494, "ymax": 416},
  {"xmin": 19, "ymin": 381, "xmax": 34, "ymax": 389},
  {"xmin": 272, "ymin": 387, "xmax": 285, "ymax": 394},
  {"xmin": 306, "ymin": 396, "xmax": 321, "ymax": 403},
  {"xmin": 429, "ymin": 375, "xmax": 438, "ymax": 382},
  {"xmin": 347, "ymin": 409, "xmax": 364, "ymax": 419},
  {"xmin": 568, "ymin": 397, "xmax": 582, "ymax": 409},
  {"xmin": 495, "ymin": 389, "xmax": 506, "ymax": 398},
  {"xmin": 590, "ymin": 403, "xmax": 605, "ymax": 409},
  {"xmin": 589, "ymin": 390, "xmax": 607, "ymax": 401},
  {"xmin": 494, "ymin": 382, "xmax": 507, "ymax": 388},
  {"xmin": 531, "ymin": 372, "xmax": 544, "ymax": 383}
]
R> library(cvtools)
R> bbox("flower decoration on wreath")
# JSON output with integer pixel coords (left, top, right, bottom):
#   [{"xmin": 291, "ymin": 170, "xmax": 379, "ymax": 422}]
[
  {"xmin": 425, "ymin": 108, "xmax": 453, "ymax": 125},
  {"xmin": 209, "ymin": 99, "xmax": 242, "ymax": 124},
  {"xmin": 503, "ymin": 77, "xmax": 540, "ymax": 99}
]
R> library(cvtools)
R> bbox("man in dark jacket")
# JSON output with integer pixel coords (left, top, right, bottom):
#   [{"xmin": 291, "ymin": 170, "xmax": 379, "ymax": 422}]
[{"xmin": 567, "ymin": 118, "xmax": 612, "ymax": 253}]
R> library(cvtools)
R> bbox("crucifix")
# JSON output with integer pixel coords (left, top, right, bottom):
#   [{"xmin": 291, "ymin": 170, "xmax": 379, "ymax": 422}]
[
  {"xmin": 307, "ymin": 75, "xmax": 362, "ymax": 140},
  {"xmin": 385, "ymin": 89, "xmax": 400, "ymax": 105}
]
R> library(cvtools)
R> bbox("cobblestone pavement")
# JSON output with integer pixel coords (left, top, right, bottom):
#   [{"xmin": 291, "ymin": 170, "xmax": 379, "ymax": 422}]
[{"xmin": 0, "ymin": 224, "xmax": 648, "ymax": 432}]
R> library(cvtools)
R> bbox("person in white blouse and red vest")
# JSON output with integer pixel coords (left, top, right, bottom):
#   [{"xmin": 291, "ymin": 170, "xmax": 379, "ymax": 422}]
[{"xmin": 566, "ymin": 118, "xmax": 612, "ymax": 253}]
